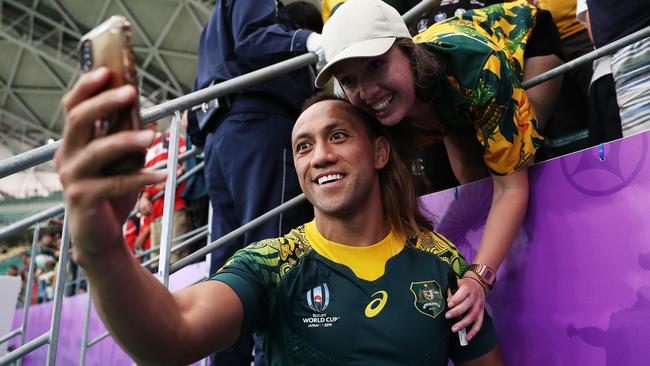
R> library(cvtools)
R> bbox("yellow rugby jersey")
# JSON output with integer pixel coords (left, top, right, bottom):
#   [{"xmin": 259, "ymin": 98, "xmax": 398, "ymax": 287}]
[
  {"xmin": 414, "ymin": 0, "xmax": 544, "ymax": 175},
  {"xmin": 321, "ymin": 0, "xmax": 347, "ymax": 23},
  {"xmin": 538, "ymin": 0, "xmax": 585, "ymax": 39},
  {"xmin": 212, "ymin": 224, "xmax": 496, "ymax": 365}
]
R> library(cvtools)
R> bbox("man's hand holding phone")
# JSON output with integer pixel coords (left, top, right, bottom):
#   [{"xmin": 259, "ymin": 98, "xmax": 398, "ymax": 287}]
[{"xmin": 55, "ymin": 67, "xmax": 165, "ymax": 266}]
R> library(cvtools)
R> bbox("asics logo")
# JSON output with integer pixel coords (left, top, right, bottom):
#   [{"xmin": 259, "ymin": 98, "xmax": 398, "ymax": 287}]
[{"xmin": 364, "ymin": 290, "xmax": 388, "ymax": 318}]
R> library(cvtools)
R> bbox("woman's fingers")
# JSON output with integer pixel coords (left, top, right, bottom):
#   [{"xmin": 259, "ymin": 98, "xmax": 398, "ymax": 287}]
[
  {"xmin": 451, "ymin": 296, "xmax": 483, "ymax": 332},
  {"xmin": 446, "ymin": 278, "xmax": 486, "ymax": 334},
  {"xmin": 466, "ymin": 310, "xmax": 485, "ymax": 341}
]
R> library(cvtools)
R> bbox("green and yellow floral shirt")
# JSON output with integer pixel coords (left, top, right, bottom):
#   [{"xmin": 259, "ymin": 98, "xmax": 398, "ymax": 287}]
[{"xmin": 414, "ymin": 0, "xmax": 544, "ymax": 175}]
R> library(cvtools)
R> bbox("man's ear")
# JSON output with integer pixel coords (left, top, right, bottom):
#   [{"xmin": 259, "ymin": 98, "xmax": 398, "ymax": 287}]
[{"xmin": 374, "ymin": 136, "xmax": 390, "ymax": 170}]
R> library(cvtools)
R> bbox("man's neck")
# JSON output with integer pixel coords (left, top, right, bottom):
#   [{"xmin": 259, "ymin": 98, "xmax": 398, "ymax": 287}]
[{"xmin": 313, "ymin": 209, "xmax": 390, "ymax": 247}]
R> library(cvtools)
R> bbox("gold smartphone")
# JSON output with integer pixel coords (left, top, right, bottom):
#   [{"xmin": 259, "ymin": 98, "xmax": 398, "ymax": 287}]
[{"xmin": 79, "ymin": 15, "xmax": 144, "ymax": 175}]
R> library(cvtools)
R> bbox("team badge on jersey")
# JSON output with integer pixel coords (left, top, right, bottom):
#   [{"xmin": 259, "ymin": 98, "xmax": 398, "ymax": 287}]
[
  {"xmin": 307, "ymin": 283, "xmax": 330, "ymax": 312},
  {"xmin": 410, "ymin": 281, "xmax": 444, "ymax": 319}
]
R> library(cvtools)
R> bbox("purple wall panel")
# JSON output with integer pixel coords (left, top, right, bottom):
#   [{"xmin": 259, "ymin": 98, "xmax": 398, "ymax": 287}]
[
  {"xmin": 10, "ymin": 262, "xmax": 207, "ymax": 365},
  {"xmin": 420, "ymin": 131, "xmax": 650, "ymax": 365}
]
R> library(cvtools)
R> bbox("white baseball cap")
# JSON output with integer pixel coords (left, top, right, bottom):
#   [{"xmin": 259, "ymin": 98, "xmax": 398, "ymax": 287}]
[{"xmin": 315, "ymin": 0, "xmax": 411, "ymax": 88}]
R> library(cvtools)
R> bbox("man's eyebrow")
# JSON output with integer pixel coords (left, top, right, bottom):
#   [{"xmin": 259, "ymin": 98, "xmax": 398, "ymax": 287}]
[{"xmin": 293, "ymin": 121, "xmax": 346, "ymax": 143}]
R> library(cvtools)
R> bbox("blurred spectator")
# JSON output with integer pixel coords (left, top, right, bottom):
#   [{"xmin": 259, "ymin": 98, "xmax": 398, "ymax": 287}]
[
  {"xmin": 322, "ymin": 0, "xmax": 419, "ymax": 23},
  {"xmin": 576, "ymin": 0, "xmax": 622, "ymax": 144},
  {"xmin": 19, "ymin": 252, "xmax": 30, "ymax": 272},
  {"xmin": 138, "ymin": 121, "xmax": 190, "ymax": 261},
  {"xmin": 180, "ymin": 111, "xmax": 209, "ymax": 234},
  {"xmin": 36, "ymin": 254, "xmax": 56, "ymax": 302},
  {"xmin": 412, "ymin": 0, "xmax": 502, "ymax": 34},
  {"xmin": 587, "ymin": 0, "xmax": 650, "ymax": 137},
  {"xmin": 123, "ymin": 212, "xmax": 150, "ymax": 259},
  {"xmin": 533, "ymin": 0, "xmax": 594, "ymax": 158},
  {"xmin": 286, "ymin": 1, "xmax": 323, "ymax": 33},
  {"xmin": 5, "ymin": 264, "xmax": 19, "ymax": 276},
  {"xmin": 38, "ymin": 233, "xmax": 56, "ymax": 257}
]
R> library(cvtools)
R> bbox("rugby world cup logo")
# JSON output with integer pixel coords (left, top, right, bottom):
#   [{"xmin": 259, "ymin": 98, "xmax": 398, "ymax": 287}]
[{"xmin": 307, "ymin": 283, "xmax": 330, "ymax": 313}]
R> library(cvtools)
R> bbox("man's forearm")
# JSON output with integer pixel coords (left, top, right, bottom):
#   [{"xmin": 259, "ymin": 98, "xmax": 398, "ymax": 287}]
[{"xmin": 79, "ymin": 241, "xmax": 187, "ymax": 365}]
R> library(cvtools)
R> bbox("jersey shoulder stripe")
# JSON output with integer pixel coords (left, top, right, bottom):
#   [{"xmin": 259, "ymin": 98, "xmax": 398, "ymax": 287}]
[
  {"xmin": 218, "ymin": 226, "xmax": 312, "ymax": 288},
  {"xmin": 413, "ymin": 231, "xmax": 468, "ymax": 276}
]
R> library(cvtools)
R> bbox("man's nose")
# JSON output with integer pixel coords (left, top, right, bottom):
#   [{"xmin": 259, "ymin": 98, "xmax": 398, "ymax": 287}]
[{"xmin": 311, "ymin": 142, "xmax": 337, "ymax": 168}]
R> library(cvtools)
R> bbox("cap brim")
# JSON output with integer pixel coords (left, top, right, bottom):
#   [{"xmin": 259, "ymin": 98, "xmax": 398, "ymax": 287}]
[{"xmin": 315, "ymin": 37, "xmax": 397, "ymax": 88}]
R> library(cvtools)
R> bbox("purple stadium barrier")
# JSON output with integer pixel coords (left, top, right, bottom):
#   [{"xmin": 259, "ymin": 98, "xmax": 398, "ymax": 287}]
[
  {"xmin": 421, "ymin": 130, "xmax": 650, "ymax": 365},
  {"xmin": 10, "ymin": 262, "xmax": 207, "ymax": 365}
]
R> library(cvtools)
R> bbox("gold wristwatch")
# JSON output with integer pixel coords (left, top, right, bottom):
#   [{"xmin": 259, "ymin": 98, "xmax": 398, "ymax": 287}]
[{"xmin": 467, "ymin": 264, "xmax": 496, "ymax": 290}]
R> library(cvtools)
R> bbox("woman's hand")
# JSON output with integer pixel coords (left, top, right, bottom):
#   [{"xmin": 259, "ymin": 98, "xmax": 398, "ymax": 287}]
[
  {"xmin": 55, "ymin": 67, "xmax": 165, "ymax": 265},
  {"xmin": 445, "ymin": 271, "xmax": 487, "ymax": 341}
]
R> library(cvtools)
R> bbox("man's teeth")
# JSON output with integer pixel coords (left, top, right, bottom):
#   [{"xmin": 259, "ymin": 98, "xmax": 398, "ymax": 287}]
[
  {"xmin": 371, "ymin": 95, "xmax": 393, "ymax": 113},
  {"xmin": 318, "ymin": 174, "xmax": 343, "ymax": 185}
]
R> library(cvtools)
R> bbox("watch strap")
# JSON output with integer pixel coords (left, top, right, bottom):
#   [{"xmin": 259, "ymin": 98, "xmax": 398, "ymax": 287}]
[{"xmin": 467, "ymin": 264, "xmax": 496, "ymax": 289}]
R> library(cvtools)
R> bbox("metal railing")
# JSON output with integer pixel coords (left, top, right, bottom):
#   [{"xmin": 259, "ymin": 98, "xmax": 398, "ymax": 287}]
[{"xmin": 1, "ymin": 0, "xmax": 648, "ymax": 363}]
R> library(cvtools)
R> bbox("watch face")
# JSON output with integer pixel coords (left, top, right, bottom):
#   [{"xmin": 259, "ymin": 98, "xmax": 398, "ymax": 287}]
[
  {"xmin": 470, "ymin": 264, "xmax": 496, "ymax": 286},
  {"xmin": 483, "ymin": 269, "xmax": 495, "ymax": 283}
]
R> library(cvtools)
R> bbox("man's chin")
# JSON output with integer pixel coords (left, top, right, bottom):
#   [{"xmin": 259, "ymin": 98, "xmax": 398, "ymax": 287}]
[{"xmin": 313, "ymin": 201, "xmax": 354, "ymax": 219}]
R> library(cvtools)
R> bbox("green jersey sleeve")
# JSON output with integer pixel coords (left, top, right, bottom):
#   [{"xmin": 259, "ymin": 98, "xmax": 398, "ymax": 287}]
[
  {"xmin": 449, "ymin": 308, "xmax": 499, "ymax": 363},
  {"xmin": 210, "ymin": 239, "xmax": 280, "ymax": 336}
]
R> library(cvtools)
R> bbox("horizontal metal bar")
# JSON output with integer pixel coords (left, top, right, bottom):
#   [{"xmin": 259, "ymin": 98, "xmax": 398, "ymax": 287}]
[
  {"xmin": 0, "ymin": 328, "xmax": 21, "ymax": 344},
  {"xmin": 63, "ymin": 275, "xmax": 86, "ymax": 289},
  {"xmin": 135, "ymin": 224, "xmax": 208, "ymax": 258},
  {"xmin": 147, "ymin": 147, "xmax": 198, "ymax": 171},
  {"xmin": 151, "ymin": 161, "xmax": 205, "ymax": 201},
  {"xmin": 403, "ymin": 0, "xmax": 441, "ymax": 26},
  {"xmin": 141, "ymin": 53, "xmax": 316, "ymax": 123},
  {"xmin": 0, "ymin": 140, "xmax": 62, "ymax": 179},
  {"xmin": 0, "ymin": 331, "xmax": 50, "ymax": 365},
  {"xmin": 171, "ymin": 224, "xmax": 208, "ymax": 244},
  {"xmin": 523, "ymin": 24, "xmax": 650, "ymax": 89},
  {"xmin": 171, "ymin": 193, "xmax": 308, "ymax": 274},
  {"xmin": 86, "ymin": 331, "xmax": 110, "ymax": 347},
  {"xmin": 141, "ymin": 229, "xmax": 208, "ymax": 268},
  {"xmin": 0, "ymin": 122, "xmax": 196, "ymax": 182},
  {"xmin": 135, "ymin": 245, "xmax": 159, "ymax": 258},
  {"xmin": 0, "ymin": 204, "xmax": 65, "ymax": 241}
]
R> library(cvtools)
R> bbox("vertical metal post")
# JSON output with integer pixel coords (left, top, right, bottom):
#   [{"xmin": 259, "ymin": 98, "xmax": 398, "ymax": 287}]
[
  {"xmin": 157, "ymin": 110, "xmax": 182, "ymax": 287},
  {"xmin": 79, "ymin": 285, "xmax": 92, "ymax": 366},
  {"xmin": 16, "ymin": 223, "xmax": 40, "ymax": 366},
  {"xmin": 45, "ymin": 211, "xmax": 71, "ymax": 365},
  {"xmin": 205, "ymin": 202, "xmax": 213, "ymax": 277},
  {"xmin": 201, "ymin": 203, "xmax": 213, "ymax": 366}
]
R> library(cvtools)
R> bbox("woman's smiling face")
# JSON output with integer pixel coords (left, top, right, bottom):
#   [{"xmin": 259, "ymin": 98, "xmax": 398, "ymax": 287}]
[{"xmin": 333, "ymin": 44, "xmax": 417, "ymax": 127}]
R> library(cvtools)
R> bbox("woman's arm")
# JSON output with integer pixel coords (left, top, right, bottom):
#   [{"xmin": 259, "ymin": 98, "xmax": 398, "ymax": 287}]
[
  {"xmin": 473, "ymin": 167, "xmax": 529, "ymax": 271},
  {"xmin": 445, "ymin": 167, "xmax": 529, "ymax": 340}
]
